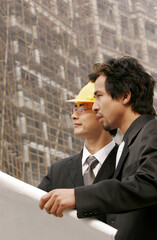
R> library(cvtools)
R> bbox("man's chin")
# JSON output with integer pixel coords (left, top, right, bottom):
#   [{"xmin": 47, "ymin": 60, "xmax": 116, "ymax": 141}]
[
  {"xmin": 74, "ymin": 131, "xmax": 83, "ymax": 136},
  {"xmin": 103, "ymin": 125, "xmax": 117, "ymax": 137},
  {"xmin": 103, "ymin": 125, "xmax": 111, "ymax": 132}
]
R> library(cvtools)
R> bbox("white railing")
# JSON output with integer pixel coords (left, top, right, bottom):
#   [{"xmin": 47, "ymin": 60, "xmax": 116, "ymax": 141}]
[{"xmin": 0, "ymin": 171, "xmax": 117, "ymax": 240}]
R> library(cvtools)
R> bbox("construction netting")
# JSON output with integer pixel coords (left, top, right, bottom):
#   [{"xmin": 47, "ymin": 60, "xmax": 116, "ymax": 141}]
[{"xmin": 0, "ymin": 0, "xmax": 157, "ymax": 186}]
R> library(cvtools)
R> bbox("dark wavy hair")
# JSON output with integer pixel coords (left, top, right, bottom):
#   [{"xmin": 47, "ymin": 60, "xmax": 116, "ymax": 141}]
[{"xmin": 89, "ymin": 56, "xmax": 156, "ymax": 116}]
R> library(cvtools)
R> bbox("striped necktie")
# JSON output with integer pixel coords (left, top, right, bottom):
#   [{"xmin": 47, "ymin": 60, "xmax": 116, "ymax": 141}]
[{"xmin": 83, "ymin": 156, "xmax": 99, "ymax": 185}]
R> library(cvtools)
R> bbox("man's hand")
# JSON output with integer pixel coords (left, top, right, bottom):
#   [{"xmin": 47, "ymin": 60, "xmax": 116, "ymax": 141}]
[{"xmin": 39, "ymin": 189, "xmax": 75, "ymax": 217}]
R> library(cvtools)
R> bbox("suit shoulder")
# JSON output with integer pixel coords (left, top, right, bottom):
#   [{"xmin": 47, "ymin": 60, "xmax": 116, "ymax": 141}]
[
  {"xmin": 141, "ymin": 118, "xmax": 157, "ymax": 134},
  {"xmin": 51, "ymin": 151, "xmax": 82, "ymax": 168}
]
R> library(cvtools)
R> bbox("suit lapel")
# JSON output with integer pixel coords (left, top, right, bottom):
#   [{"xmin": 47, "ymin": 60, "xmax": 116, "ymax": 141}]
[
  {"xmin": 94, "ymin": 144, "xmax": 118, "ymax": 183},
  {"xmin": 113, "ymin": 115, "xmax": 155, "ymax": 180},
  {"xmin": 67, "ymin": 151, "xmax": 84, "ymax": 187},
  {"xmin": 66, "ymin": 145, "xmax": 118, "ymax": 186}
]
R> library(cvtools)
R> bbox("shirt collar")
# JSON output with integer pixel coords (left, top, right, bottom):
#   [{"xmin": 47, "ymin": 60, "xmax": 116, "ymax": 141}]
[{"xmin": 82, "ymin": 140, "xmax": 115, "ymax": 166}]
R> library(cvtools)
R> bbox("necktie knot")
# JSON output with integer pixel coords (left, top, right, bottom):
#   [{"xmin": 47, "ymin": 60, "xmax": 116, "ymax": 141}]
[{"xmin": 87, "ymin": 156, "xmax": 99, "ymax": 169}]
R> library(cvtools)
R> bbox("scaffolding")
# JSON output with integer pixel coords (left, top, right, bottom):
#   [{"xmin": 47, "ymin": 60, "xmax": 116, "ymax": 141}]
[{"xmin": 0, "ymin": 0, "xmax": 157, "ymax": 186}]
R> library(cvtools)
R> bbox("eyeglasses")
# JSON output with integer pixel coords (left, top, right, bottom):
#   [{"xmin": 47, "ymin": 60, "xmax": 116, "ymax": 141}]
[{"xmin": 71, "ymin": 107, "xmax": 92, "ymax": 115}]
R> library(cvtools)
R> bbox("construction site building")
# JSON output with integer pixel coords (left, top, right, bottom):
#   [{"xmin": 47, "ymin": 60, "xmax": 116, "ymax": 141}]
[{"xmin": 0, "ymin": 0, "xmax": 157, "ymax": 186}]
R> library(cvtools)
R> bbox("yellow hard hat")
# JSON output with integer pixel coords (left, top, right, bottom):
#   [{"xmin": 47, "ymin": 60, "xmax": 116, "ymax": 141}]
[{"xmin": 66, "ymin": 82, "xmax": 95, "ymax": 103}]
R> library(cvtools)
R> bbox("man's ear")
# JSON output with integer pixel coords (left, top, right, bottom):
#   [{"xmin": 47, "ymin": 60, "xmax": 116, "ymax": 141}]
[{"xmin": 122, "ymin": 91, "xmax": 131, "ymax": 105}]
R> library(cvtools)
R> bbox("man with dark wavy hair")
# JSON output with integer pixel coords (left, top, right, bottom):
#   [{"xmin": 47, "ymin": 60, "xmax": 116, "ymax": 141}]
[{"xmin": 39, "ymin": 56, "xmax": 157, "ymax": 240}]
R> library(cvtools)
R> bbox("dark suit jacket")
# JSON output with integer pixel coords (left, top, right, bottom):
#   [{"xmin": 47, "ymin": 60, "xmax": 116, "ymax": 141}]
[
  {"xmin": 75, "ymin": 115, "xmax": 157, "ymax": 240},
  {"xmin": 38, "ymin": 144, "xmax": 118, "ymax": 192}
]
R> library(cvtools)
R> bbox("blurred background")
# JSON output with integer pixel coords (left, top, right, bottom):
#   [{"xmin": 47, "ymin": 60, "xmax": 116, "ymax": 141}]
[{"xmin": 0, "ymin": 0, "xmax": 157, "ymax": 186}]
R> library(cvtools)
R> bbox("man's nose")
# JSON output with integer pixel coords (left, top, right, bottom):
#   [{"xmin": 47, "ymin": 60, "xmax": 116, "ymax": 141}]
[
  {"xmin": 92, "ymin": 100, "xmax": 99, "ymax": 112},
  {"xmin": 71, "ymin": 110, "xmax": 79, "ymax": 119}
]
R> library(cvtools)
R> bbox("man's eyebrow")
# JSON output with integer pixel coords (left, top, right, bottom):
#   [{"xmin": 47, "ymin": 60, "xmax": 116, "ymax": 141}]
[
  {"xmin": 78, "ymin": 103, "xmax": 84, "ymax": 107},
  {"xmin": 74, "ymin": 103, "xmax": 84, "ymax": 107},
  {"xmin": 94, "ymin": 90, "xmax": 100, "ymax": 96}
]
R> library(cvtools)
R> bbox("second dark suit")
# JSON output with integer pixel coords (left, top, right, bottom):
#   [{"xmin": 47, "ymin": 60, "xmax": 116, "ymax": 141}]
[
  {"xmin": 75, "ymin": 115, "xmax": 157, "ymax": 240},
  {"xmin": 38, "ymin": 144, "xmax": 118, "ymax": 191}
]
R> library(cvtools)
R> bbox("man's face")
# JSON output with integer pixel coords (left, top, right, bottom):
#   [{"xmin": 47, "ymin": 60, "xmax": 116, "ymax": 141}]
[
  {"xmin": 71, "ymin": 102, "xmax": 104, "ymax": 138},
  {"xmin": 92, "ymin": 75, "xmax": 124, "ymax": 131}
]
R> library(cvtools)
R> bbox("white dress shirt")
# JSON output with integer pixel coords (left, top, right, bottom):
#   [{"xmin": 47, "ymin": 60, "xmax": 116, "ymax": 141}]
[
  {"xmin": 115, "ymin": 141, "xmax": 125, "ymax": 168},
  {"xmin": 82, "ymin": 140, "xmax": 115, "ymax": 177}
]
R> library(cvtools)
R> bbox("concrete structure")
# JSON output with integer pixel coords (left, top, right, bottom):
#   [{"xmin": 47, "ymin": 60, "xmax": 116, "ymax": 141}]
[{"xmin": 0, "ymin": 0, "xmax": 157, "ymax": 185}]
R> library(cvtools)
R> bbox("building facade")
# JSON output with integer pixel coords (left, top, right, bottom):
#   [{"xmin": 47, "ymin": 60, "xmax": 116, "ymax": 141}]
[{"xmin": 0, "ymin": 0, "xmax": 157, "ymax": 186}]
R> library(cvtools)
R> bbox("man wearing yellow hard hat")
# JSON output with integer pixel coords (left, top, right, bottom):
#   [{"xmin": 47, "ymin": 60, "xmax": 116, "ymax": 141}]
[{"xmin": 39, "ymin": 82, "xmax": 118, "ymax": 202}]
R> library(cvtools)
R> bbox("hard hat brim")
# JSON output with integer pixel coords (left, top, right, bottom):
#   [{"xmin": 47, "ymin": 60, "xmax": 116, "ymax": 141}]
[{"xmin": 66, "ymin": 99, "xmax": 95, "ymax": 103}]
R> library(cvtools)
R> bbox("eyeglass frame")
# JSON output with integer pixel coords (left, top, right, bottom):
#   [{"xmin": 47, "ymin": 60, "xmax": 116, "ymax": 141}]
[{"xmin": 71, "ymin": 106, "xmax": 92, "ymax": 115}]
